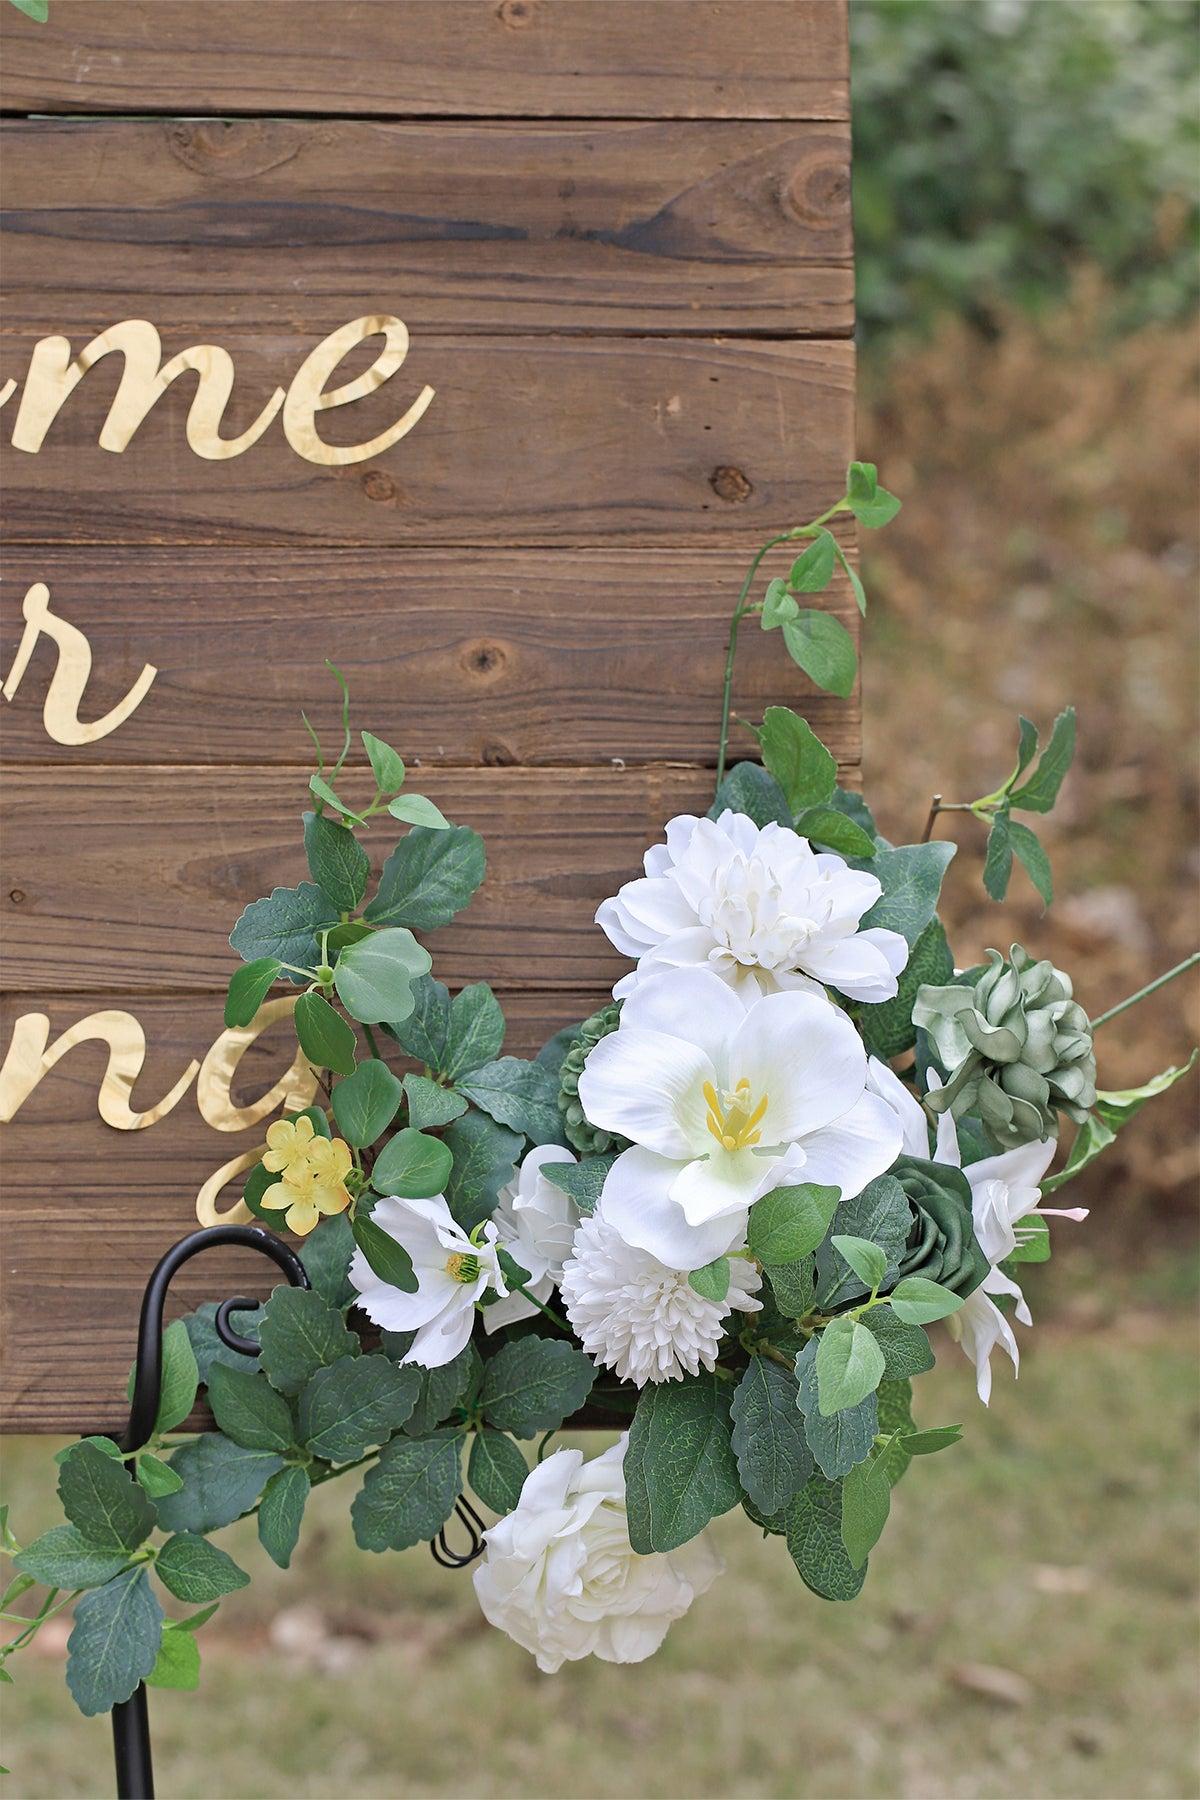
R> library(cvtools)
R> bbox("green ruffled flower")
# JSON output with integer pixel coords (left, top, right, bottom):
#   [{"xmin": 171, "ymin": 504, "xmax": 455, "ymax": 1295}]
[
  {"xmin": 893, "ymin": 1157, "xmax": 991, "ymax": 1297},
  {"xmin": 914, "ymin": 944, "xmax": 1096, "ymax": 1149},
  {"xmin": 557, "ymin": 1002, "xmax": 629, "ymax": 1155}
]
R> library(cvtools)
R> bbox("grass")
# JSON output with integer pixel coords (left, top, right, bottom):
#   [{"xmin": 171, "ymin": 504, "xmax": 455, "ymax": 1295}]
[{"xmin": 1, "ymin": 1269, "xmax": 1197, "ymax": 1800}]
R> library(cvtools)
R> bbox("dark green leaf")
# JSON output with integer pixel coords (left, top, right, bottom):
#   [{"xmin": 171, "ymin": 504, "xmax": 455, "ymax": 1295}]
[
  {"xmin": 351, "ymin": 1201, "xmax": 419, "ymax": 1292},
  {"xmin": 402, "ymin": 1342, "xmax": 478, "ymax": 1437},
  {"xmin": 364, "ymin": 826, "xmax": 486, "ymax": 932},
  {"xmin": 387, "ymin": 975, "xmax": 451, "ymax": 1072},
  {"xmin": 205, "ymin": 1364, "xmax": 295, "ymax": 1453},
  {"xmin": 748, "ymin": 1184, "xmax": 840, "ymax": 1265},
  {"xmin": 707, "ymin": 762, "xmax": 792, "ymax": 829},
  {"xmin": 764, "ymin": 1256, "xmax": 816, "ymax": 1317},
  {"xmin": 1012, "ymin": 715, "xmax": 1040, "ymax": 784},
  {"xmin": 57, "ymin": 1443, "xmax": 155, "ymax": 1554},
  {"xmin": 333, "ymin": 928, "xmax": 432, "ymax": 1026},
  {"xmin": 332, "ymin": 1057, "xmax": 403, "ymax": 1146},
  {"xmin": 298, "ymin": 1354, "xmax": 421, "ymax": 1462},
  {"xmin": 224, "ymin": 957, "xmax": 282, "ymax": 1028},
  {"xmin": 784, "ymin": 1474, "xmax": 867, "ymax": 1600},
  {"xmin": 624, "ymin": 1372, "xmax": 741, "ymax": 1553},
  {"xmin": 66, "ymin": 1570, "xmax": 162, "ymax": 1717},
  {"xmin": 182, "ymin": 1302, "xmax": 262, "ymax": 1384},
  {"xmin": 812, "ymin": 1174, "xmax": 909, "ymax": 1309},
  {"xmin": 300, "ymin": 1213, "xmax": 357, "ymax": 1309},
  {"xmin": 1009, "ymin": 818, "xmax": 1053, "ymax": 906},
  {"xmin": 862, "ymin": 1310, "xmax": 935, "ymax": 1378},
  {"xmin": 229, "ymin": 882, "xmax": 337, "ymax": 976},
  {"xmin": 788, "ymin": 529, "xmax": 838, "ymax": 592},
  {"xmin": 688, "ymin": 1257, "xmax": 731, "ymax": 1303},
  {"xmin": 480, "ymin": 1336, "xmax": 595, "ymax": 1438},
  {"xmin": 145, "ymin": 1625, "xmax": 201, "ymax": 1692},
  {"xmin": 152, "ymin": 1317, "xmax": 200, "ymax": 1435},
  {"xmin": 257, "ymin": 1286, "xmax": 359, "ymax": 1396},
  {"xmin": 402, "ymin": 1073, "xmax": 468, "ymax": 1131},
  {"xmin": 468, "ymin": 1430, "xmax": 529, "ymax": 1515},
  {"xmin": 1011, "ymin": 706, "xmax": 1076, "ymax": 813},
  {"xmin": 371, "ymin": 1126, "xmax": 453, "ymax": 1199},
  {"xmin": 857, "ymin": 918, "xmax": 953, "ymax": 1061},
  {"xmin": 540, "ymin": 1152, "xmax": 614, "ymax": 1216},
  {"xmin": 983, "ymin": 808, "xmax": 1013, "ymax": 902},
  {"xmin": 815, "ymin": 1317, "xmax": 886, "ymax": 1415},
  {"xmin": 303, "ymin": 809, "xmax": 370, "ymax": 912},
  {"xmin": 793, "ymin": 804, "xmax": 876, "ymax": 858},
  {"xmin": 443, "ymin": 1112, "xmax": 522, "ymax": 1233},
  {"xmin": 442, "ymin": 982, "xmax": 507, "ymax": 1082},
  {"xmin": 257, "ymin": 1465, "xmax": 310, "ymax": 1570},
  {"xmin": 730, "ymin": 1357, "xmax": 814, "ymax": 1516},
  {"xmin": 856, "ymin": 842, "xmax": 956, "ymax": 948},
  {"xmin": 456, "ymin": 1056, "xmax": 565, "ymax": 1145},
  {"xmin": 14, "ymin": 1526, "xmax": 131, "ymax": 1591},
  {"xmin": 361, "ymin": 730, "xmax": 405, "ymax": 793},
  {"xmin": 155, "ymin": 1534, "xmax": 250, "ymax": 1603},
  {"xmin": 833, "ymin": 543, "xmax": 868, "ymax": 617},
  {"xmin": 781, "ymin": 611, "xmax": 857, "ymax": 699},
  {"xmin": 754, "ymin": 708, "xmax": 837, "ymax": 814},
  {"xmin": 902, "ymin": 1425, "xmax": 963, "ymax": 1455},
  {"xmin": 351, "ymin": 1431, "xmax": 463, "ymax": 1552},
  {"xmin": 293, "ymin": 992, "xmax": 357, "ymax": 1078},
  {"xmin": 154, "ymin": 1438, "xmax": 284, "ymax": 1534}
]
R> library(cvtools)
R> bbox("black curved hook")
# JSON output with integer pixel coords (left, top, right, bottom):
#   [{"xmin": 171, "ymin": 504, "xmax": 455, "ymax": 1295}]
[
  {"xmin": 111, "ymin": 1225, "xmax": 309, "ymax": 1800},
  {"xmin": 430, "ymin": 1495, "xmax": 487, "ymax": 1569}
]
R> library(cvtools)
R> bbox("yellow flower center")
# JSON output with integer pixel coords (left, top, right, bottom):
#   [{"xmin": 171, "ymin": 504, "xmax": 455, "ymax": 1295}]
[
  {"xmin": 703, "ymin": 1077, "xmax": 769, "ymax": 1152},
  {"xmin": 445, "ymin": 1251, "xmax": 481, "ymax": 1284}
]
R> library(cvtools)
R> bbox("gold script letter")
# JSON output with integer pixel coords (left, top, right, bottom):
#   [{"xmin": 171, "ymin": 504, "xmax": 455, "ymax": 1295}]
[
  {"xmin": 2, "ymin": 583, "xmax": 156, "ymax": 745},
  {"xmin": 0, "ymin": 1011, "xmax": 198, "ymax": 1129},
  {"xmin": 9, "ymin": 321, "xmax": 285, "ymax": 459},
  {"xmin": 282, "ymin": 314, "xmax": 435, "ymax": 466},
  {"xmin": 196, "ymin": 997, "xmax": 318, "ymax": 1131}
]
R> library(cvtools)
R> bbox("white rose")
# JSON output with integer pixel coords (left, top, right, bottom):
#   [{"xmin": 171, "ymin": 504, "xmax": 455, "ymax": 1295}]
[{"xmin": 472, "ymin": 1439, "xmax": 723, "ymax": 1673}]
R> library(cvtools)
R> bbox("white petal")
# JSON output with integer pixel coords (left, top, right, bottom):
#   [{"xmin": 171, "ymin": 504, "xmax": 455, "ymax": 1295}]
[
  {"xmin": 483, "ymin": 1275, "xmax": 554, "ymax": 1332},
  {"xmin": 730, "ymin": 990, "xmax": 867, "ymax": 1143},
  {"xmin": 577, "ymin": 1025, "xmax": 713, "ymax": 1158},
  {"xmin": 794, "ymin": 1090, "xmax": 904, "ymax": 1201},
  {"xmin": 948, "ymin": 1287, "xmax": 1021, "ymax": 1405},
  {"xmin": 967, "ymin": 1137, "xmax": 1057, "ymax": 1200},
  {"xmin": 669, "ymin": 1147, "xmax": 768, "ymax": 1226},
  {"xmin": 605, "ymin": 875, "xmax": 697, "ymax": 941},
  {"xmin": 599, "ymin": 1146, "xmax": 744, "ymax": 1271},
  {"xmin": 404, "ymin": 1296, "xmax": 476, "ymax": 1368},
  {"xmin": 866, "ymin": 1056, "xmax": 931, "ymax": 1160},
  {"xmin": 618, "ymin": 967, "xmax": 748, "ymax": 1072},
  {"xmin": 798, "ymin": 928, "xmax": 908, "ymax": 1002}
]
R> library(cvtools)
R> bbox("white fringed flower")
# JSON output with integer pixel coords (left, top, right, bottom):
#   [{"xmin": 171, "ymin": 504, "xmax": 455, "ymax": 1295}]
[
  {"xmin": 472, "ymin": 1438, "xmax": 723, "ymax": 1673},
  {"xmin": 596, "ymin": 810, "xmax": 908, "ymax": 1003},
  {"xmin": 348, "ymin": 1194, "xmax": 505, "ymax": 1369},
  {"xmin": 560, "ymin": 1214, "xmax": 762, "ymax": 1386},
  {"xmin": 485, "ymin": 1143, "xmax": 579, "ymax": 1332}
]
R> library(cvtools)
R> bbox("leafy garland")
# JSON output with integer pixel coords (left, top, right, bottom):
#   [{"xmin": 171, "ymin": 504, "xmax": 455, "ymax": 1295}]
[{"xmin": 2, "ymin": 464, "xmax": 1195, "ymax": 1713}]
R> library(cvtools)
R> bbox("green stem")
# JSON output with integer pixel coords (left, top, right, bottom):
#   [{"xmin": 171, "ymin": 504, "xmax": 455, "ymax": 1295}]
[
  {"xmin": 508, "ymin": 1283, "xmax": 572, "ymax": 1334},
  {"xmin": 716, "ymin": 533, "xmax": 791, "ymax": 790},
  {"xmin": 1090, "ymin": 952, "xmax": 1200, "ymax": 1030},
  {"xmin": 361, "ymin": 1023, "xmax": 383, "ymax": 1060}
]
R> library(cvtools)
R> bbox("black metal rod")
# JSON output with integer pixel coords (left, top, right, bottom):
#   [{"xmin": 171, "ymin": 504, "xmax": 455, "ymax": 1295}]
[{"xmin": 110, "ymin": 1225, "xmax": 309, "ymax": 1800}]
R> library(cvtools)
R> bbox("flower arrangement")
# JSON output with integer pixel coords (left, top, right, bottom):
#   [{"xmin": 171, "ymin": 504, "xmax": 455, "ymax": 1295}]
[{"xmin": 3, "ymin": 464, "xmax": 1194, "ymax": 1710}]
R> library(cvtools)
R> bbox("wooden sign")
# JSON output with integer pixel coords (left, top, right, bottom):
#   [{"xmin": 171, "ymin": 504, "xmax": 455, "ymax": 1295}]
[{"xmin": 0, "ymin": 0, "xmax": 856, "ymax": 1432}]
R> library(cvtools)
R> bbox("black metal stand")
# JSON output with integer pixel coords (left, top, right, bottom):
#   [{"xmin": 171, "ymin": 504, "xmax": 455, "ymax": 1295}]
[{"xmin": 109, "ymin": 1225, "xmax": 310, "ymax": 1800}]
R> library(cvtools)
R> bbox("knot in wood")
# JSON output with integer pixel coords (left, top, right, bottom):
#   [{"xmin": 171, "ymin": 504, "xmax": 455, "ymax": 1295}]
[
  {"xmin": 710, "ymin": 465, "xmax": 753, "ymax": 504},
  {"xmin": 360, "ymin": 469, "xmax": 397, "ymax": 504},
  {"xmin": 496, "ymin": 0, "xmax": 536, "ymax": 28},
  {"xmin": 463, "ymin": 641, "xmax": 508, "ymax": 679}
]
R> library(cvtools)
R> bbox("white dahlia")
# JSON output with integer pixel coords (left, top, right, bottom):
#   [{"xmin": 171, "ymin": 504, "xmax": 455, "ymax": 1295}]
[
  {"xmin": 596, "ymin": 810, "xmax": 908, "ymax": 1003},
  {"xmin": 560, "ymin": 1213, "xmax": 762, "ymax": 1386}
]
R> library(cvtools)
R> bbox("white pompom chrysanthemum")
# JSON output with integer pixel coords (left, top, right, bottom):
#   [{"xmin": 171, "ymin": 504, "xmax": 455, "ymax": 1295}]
[{"xmin": 560, "ymin": 1214, "xmax": 762, "ymax": 1386}]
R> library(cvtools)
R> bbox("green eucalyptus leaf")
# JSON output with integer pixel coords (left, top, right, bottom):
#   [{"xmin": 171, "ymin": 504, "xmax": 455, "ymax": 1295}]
[
  {"xmin": 371, "ymin": 1127, "xmax": 453, "ymax": 1199},
  {"xmin": 888, "ymin": 1275, "xmax": 965, "ymax": 1325},
  {"xmin": 333, "ymin": 928, "xmax": 432, "ymax": 1026},
  {"xmin": 687, "ymin": 1257, "xmax": 731, "ymax": 1303},
  {"xmin": 332, "ymin": 1057, "xmax": 403, "ymax": 1146},
  {"xmin": 350, "ymin": 1204, "xmax": 419, "ymax": 1293},
  {"xmin": 815, "ymin": 1316, "xmax": 886, "ymax": 1416},
  {"xmin": 708, "ymin": 762, "xmax": 792, "ymax": 829},
  {"xmin": 224, "ymin": 957, "xmax": 282, "ymax": 1028},
  {"xmin": 387, "ymin": 792, "xmax": 451, "ymax": 830},
  {"xmin": 748, "ymin": 1184, "xmax": 840, "ymax": 1265},
  {"xmin": 855, "ymin": 841, "xmax": 956, "ymax": 948}
]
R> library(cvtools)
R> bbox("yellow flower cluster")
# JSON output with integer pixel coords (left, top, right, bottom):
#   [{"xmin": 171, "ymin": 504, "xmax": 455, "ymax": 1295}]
[{"xmin": 259, "ymin": 1113, "xmax": 353, "ymax": 1237}]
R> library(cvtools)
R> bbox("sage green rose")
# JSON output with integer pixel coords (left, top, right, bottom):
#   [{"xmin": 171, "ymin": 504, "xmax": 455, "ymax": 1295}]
[
  {"xmin": 892, "ymin": 1157, "xmax": 990, "ymax": 1297},
  {"xmin": 914, "ymin": 945, "xmax": 1096, "ymax": 1149},
  {"xmin": 556, "ymin": 1001, "xmax": 628, "ymax": 1155}
]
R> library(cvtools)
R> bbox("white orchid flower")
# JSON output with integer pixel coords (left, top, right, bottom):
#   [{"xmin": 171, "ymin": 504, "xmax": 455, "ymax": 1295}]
[
  {"xmin": 596, "ymin": 810, "xmax": 909, "ymax": 1004},
  {"xmin": 866, "ymin": 1055, "xmax": 1087, "ymax": 1402},
  {"xmin": 348, "ymin": 1193, "xmax": 506, "ymax": 1369},
  {"xmin": 485, "ymin": 1143, "xmax": 579, "ymax": 1332},
  {"xmin": 577, "ymin": 967, "xmax": 902, "ymax": 1270}
]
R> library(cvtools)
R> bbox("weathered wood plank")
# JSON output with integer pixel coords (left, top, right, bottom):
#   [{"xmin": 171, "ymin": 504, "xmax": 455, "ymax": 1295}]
[
  {"xmin": 8, "ymin": 763, "xmax": 847, "ymax": 992},
  {"xmin": 0, "ymin": 333, "xmax": 854, "ymax": 547},
  {"xmin": 0, "ymin": 118, "xmax": 852, "ymax": 337},
  {"xmin": 0, "ymin": 986, "xmax": 606, "ymax": 1433},
  {"xmin": 0, "ymin": 545, "xmax": 860, "ymax": 768},
  {"xmin": 0, "ymin": 1, "xmax": 849, "ymax": 122}
]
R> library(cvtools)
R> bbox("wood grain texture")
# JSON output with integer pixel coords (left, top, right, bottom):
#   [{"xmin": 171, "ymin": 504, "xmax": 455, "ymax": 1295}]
[
  {"xmin": 0, "ymin": 987, "xmax": 606, "ymax": 1432},
  {"xmin": 0, "ymin": 333, "xmax": 854, "ymax": 546},
  {"xmin": 4, "ymin": 763, "xmax": 853, "ymax": 993},
  {"xmin": 1, "ymin": 117, "xmax": 852, "ymax": 337},
  {"xmin": 0, "ymin": 0, "xmax": 849, "ymax": 121},
  {"xmin": 0, "ymin": 545, "xmax": 861, "ymax": 768}
]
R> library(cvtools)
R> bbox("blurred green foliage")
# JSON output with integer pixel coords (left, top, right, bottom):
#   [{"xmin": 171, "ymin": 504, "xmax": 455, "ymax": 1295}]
[{"xmin": 852, "ymin": 0, "xmax": 1199, "ymax": 339}]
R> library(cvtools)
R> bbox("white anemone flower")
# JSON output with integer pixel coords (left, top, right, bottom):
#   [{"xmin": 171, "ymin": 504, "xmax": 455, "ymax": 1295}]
[
  {"xmin": 577, "ymin": 967, "xmax": 902, "ymax": 1269},
  {"xmin": 561, "ymin": 1213, "xmax": 762, "ymax": 1385},
  {"xmin": 348, "ymin": 1193, "xmax": 505, "ymax": 1369},
  {"xmin": 473, "ymin": 1439, "xmax": 723, "ymax": 1672},
  {"xmin": 596, "ymin": 810, "xmax": 909, "ymax": 1003},
  {"xmin": 867, "ymin": 1057, "xmax": 1087, "ymax": 1403},
  {"xmin": 485, "ymin": 1143, "xmax": 579, "ymax": 1332}
]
